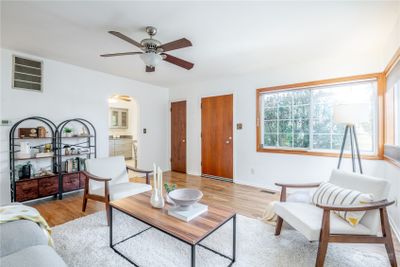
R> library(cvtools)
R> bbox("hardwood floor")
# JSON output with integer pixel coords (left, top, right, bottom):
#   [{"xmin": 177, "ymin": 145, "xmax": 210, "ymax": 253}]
[
  {"xmin": 31, "ymin": 171, "xmax": 278, "ymax": 226},
  {"xmin": 30, "ymin": 171, "xmax": 399, "ymax": 263}
]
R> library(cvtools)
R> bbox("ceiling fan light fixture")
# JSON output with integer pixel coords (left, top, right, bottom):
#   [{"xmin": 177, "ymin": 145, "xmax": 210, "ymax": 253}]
[{"xmin": 140, "ymin": 52, "xmax": 162, "ymax": 67}]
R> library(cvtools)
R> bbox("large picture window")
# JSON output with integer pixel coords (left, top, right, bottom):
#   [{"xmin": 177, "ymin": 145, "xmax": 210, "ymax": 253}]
[{"xmin": 256, "ymin": 74, "xmax": 384, "ymax": 158}]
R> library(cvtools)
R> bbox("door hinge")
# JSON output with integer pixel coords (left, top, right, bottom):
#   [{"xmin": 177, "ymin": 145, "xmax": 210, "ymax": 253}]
[
  {"xmin": 170, "ymin": 107, "xmax": 172, "ymax": 112},
  {"xmin": 170, "ymin": 158, "xmax": 172, "ymax": 162},
  {"xmin": 201, "ymin": 103, "xmax": 202, "ymax": 109}
]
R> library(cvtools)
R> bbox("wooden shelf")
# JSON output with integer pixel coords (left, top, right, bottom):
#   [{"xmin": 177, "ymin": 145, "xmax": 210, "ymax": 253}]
[
  {"xmin": 14, "ymin": 155, "xmax": 55, "ymax": 161},
  {"xmin": 16, "ymin": 174, "xmax": 58, "ymax": 182},
  {"xmin": 61, "ymin": 135, "xmax": 94, "ymax": 138},
  {"xmin": 13, "ymin": 137, "xmax": 53, "ymax": 140},
  {"xmin": 61, "ymin": 171, "xmax": 81, "ymax": 175},
  {"xmin": 61, "ymin": 152, "xmax": 93, "ymax": 157}
]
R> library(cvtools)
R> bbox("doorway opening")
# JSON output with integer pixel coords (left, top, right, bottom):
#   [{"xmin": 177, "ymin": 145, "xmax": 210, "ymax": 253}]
[{"xmin": 108, "ymin": 94, "xmax": 139, "ymax": 168}]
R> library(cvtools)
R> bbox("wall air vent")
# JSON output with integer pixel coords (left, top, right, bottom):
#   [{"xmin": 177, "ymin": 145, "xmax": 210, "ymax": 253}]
[{"xmin": 12, "ymin": 55, "xmax": 42, "ymax": 92}]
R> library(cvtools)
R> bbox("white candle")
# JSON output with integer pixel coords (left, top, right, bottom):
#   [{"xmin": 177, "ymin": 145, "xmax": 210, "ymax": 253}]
[
  {"xmin": 153, "ymin": 163, "xmax": 157, "ymax": 189},
  {"xmin": 157, "ymin": 166, "xmax": 162, "ymax": 192}
]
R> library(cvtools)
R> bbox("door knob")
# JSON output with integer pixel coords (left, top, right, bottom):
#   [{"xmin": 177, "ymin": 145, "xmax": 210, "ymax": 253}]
[
  {"xmin": 226, "ymin": 140, "xmax": 230, "ymax": 144},
  {"xmin": 182, "ymin": 139, "xmax": 186, "ymax": 143}
]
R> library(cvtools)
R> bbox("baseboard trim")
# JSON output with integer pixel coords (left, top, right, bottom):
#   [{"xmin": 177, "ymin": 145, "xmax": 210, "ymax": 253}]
[{"xmin": 389, "ymin": 214, "xmax": 400, "ymax": 243}]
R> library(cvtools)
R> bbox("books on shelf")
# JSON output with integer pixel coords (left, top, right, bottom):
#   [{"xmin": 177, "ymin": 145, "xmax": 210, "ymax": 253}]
[
  {"xmin": 64, "ymin": 157, "xmax": 86, "ymax": 173},
  {"xmin": 168, "ymin": 203, "xmax": 208, "ymax": 222}
]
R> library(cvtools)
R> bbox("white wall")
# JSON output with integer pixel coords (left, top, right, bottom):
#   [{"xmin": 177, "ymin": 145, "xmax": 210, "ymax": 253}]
[
  {"xmin": 384, "ymin": 161, "xmax": 400, "ymax": 240},
  {"xmin": 0, "ymin": 48, "xmax": 169, "ymax": 204},
  {"xmin": 381, "ymin": 7, "xmax": 400, "ymax": 68}
]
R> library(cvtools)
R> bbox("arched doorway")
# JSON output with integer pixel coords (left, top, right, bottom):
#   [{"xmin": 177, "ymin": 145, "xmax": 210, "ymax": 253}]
[{"xmin": 108, "ymin": 94, "xmax": 139, "ymax": 168}]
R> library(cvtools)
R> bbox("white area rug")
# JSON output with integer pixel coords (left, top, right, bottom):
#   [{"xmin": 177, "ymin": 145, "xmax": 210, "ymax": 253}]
[{"xmin": 52, "ymin": 210, "xmax": 390, "ymax": 267}]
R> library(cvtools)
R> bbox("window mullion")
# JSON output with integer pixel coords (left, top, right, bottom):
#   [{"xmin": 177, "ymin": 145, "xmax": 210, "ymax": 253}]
[
  {"xmin": 276, "ymin": 101, "xmax": 279, "ymax": 148},
  {"xmin": 291, "ymin": 93, "xmax": 294, "ymax": 149}
]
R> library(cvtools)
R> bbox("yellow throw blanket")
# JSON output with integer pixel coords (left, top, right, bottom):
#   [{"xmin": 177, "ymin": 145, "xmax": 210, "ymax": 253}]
[
  {"xmin": 0, "ymin": 204, "xmax": 53, "ymax": 246},
  {"xmin": 259, "ymin": 201, "xmax": 278, "ymax": 225}
]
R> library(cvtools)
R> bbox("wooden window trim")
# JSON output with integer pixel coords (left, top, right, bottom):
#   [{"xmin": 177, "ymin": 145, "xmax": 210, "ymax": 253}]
[
  {"xmin": 384, "ymin": 47, "xmax": 400, "ymax": 76},
  {"xmin": 256, "ymin": 73, "xmax": 384, "ymax": 160},
  {"xmin": 384, "ymin": 47, "xmax": 400, "ymax": 146}
]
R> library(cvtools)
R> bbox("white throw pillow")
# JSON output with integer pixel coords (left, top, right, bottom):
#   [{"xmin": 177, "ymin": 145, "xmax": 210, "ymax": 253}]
[{"xmin": 312, "ymin": 182, "xmax": 373, "ymax": 226}]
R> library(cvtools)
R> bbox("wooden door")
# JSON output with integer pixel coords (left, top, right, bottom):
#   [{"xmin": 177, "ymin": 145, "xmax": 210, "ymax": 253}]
[
  {"xmin": 171, "ymin": 101, "xmax": 187, "ymax": 173},
  {"xmin": 201, "ymin": 94, "xmax": 233, "ymax": 179}
]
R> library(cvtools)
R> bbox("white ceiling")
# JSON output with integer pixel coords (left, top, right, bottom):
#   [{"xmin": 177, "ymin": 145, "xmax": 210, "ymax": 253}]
[{"xmin": 1, "ymin": 1, "xmax": 399, "ymax": 88}]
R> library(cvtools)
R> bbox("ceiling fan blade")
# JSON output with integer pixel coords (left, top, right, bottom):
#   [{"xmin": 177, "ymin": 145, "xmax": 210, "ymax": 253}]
[
  {"xmin": 146, "ymin": 66, "xmax": 155, "ymax": 72},
  {"xmin": 108, "ymin": 31, "xmax": 143, "ymax": 48},
  {"xmin": 100, "ymin": 52, "xmax": 143, "ymax": 57},
  {"xmin": 159, "ymin": 38, "xmax": 192, "ymax": 52},
  {"xmin": 162, "ymin": 53, "xmax": 194, "ymax": 70}
]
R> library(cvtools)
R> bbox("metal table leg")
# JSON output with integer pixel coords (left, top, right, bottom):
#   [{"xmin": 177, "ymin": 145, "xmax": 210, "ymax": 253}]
[
  {"xmin": 109, "ymin": 206, "xmax": 113, "ymax": 248},
  {"xmin": 191, "ymin": 245, "xmax": 196, "ymax": 267},
  {"xmin": 233, "ymin": 214, "xmax": 236, "ymax": 263}
]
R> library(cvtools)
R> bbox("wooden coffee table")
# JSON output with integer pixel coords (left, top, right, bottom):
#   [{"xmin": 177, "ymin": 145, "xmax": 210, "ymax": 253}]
[{"xmin": 109, "ymin": 192, "xmax": 236, "ymax": 267}]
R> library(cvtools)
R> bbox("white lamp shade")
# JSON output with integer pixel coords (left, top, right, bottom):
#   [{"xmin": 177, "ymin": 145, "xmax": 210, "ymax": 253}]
[
  {"xmin": 140, "ymin": 52, "xmax": 162, "ymax": 67},
  {"xmin": 333, "ymin": 103, "xmax": 370, "ymax": 125}
]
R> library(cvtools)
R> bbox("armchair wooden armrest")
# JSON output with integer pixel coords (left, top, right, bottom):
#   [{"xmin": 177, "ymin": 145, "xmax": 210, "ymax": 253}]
[
  {"xmin": 81, "ymin": 171, "xmax": 111, "ymax": 182},
  {"xmin": 125, "ymin": 166, "xmax": 152, "ymax": 185},
  {"xmin": 275, "ymin": 182, "xmax": 321, "ymax": 188},
  {"xmin": 316, "ymin": 200, "xmax": 395, "ymax": 212},
  {"xmin": 275, "ymin": 182, "xmax": 321, "ymax": 202}
]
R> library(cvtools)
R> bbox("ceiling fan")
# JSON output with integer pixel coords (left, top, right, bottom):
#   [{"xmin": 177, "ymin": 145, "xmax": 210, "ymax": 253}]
[{"xmin": 100, "ymin": 26, "xmax": 194, "ymax": 72}]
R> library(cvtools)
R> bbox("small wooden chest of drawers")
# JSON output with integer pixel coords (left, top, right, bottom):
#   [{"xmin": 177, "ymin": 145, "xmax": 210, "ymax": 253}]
[
  {"xmin": 16, "ymin": 179, "xmax": 39, "ymax": 202},
  {"xmin": 38, "ymin": 176, "xmax": 59, "ymax": 197},
  {"xmin": 63, "ymin": 173, "xmax": 80, "ymax": 192}
]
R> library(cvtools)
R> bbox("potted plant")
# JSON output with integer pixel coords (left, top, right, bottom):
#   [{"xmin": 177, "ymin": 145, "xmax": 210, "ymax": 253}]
[
  {"xmin": 64, "ymin": 127, "xmax": 73, "ymax": 137},
  {"xmin": 164, "ymin": 183, "xmax": 177, "ymax": 204}
]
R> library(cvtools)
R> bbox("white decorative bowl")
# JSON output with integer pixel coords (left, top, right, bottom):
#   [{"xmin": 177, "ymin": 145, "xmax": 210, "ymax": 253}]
[{"xmin": 168, "ymin": 189, "xmax": 203, "ymax": 210}]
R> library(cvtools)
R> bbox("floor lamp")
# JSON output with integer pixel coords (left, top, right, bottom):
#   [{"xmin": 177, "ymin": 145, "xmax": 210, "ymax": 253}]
[{"xmin": 333, "ymin": 103, "xmax": 369, "ymax": 174}]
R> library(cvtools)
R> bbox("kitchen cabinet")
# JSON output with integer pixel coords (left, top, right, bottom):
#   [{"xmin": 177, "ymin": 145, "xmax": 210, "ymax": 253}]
[
  {"xmin": 109, "ymin": 138, "xmax": 133, "ymax": 159},
  {"xmin": 109, "ymin": 108, "xmax": 128, "ymax": 129}
]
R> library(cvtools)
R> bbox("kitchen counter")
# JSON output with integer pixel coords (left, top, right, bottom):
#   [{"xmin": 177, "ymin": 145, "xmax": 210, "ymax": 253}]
[
  {"xmin": 109, "ymin": 136, "xmax": 135, "ymax": 160},
  {"xmin": 109, "ymin": 135, "xmax": 134, "ymax": 140}
]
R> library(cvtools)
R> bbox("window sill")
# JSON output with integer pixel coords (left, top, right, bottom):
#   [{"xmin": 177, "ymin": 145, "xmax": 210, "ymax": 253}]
[
  {"xmin": 256, "ymin": 147, "xmax": 382, "ymax": 160},
  {"xmin": 384, "ymin": 156, "xmax": 400, "ymax": 168}
]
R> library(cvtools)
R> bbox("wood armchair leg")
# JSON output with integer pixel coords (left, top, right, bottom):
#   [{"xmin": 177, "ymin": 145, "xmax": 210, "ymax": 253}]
[
  {"xmin": 82, "ymin": 195, "xmax": 88, "ymax": 212},
  {"xmin": 105, "ymin": 202, "xmax": 111, "ymax": 226},
  {"xmin": 82, "ymin": 174, "xmax": 89, "ymax": 212},
  {"xmin": 380, "ymin": 208, "xmax": 398, "ymax": 267},
  {"xmin": 275, "ymin": 216, "xmax": 283, "ymax": 236},
  {"xmin": 316, "ymin": 210, "xmax": 330, "ymax": 267},
  {"xmin": 105, "ymin": 181, "xmax": 111, "ymax": 226}
]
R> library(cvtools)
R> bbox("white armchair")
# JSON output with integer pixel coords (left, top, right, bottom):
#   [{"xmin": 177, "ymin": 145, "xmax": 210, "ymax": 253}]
[
  {"xmin": 81, "ymin": 156, "xmax": 152, "ymax": 225},
  {"xmin": 274, "ymin": 169, "xmax": 397, "ymax": 267}
]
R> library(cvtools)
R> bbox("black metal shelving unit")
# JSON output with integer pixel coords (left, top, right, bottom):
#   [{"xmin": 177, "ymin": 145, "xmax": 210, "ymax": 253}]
[
  {"xmin": 56, "ymin": 118, "xmax": 97, "ymax": 199},
  {"xmin": 9, "ymin": 116, "xmax": 57, "ymax": 202}
]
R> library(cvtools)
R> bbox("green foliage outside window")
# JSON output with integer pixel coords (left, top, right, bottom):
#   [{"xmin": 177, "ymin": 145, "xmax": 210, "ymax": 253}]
[{"xmin": 262, "ymin": 81, "xmax": 376, "ymax": 153}]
